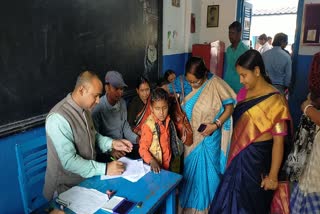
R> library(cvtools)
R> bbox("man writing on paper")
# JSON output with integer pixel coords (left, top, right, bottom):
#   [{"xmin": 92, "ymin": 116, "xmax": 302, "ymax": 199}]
[{"xmin": 43, "ymin": 71, "xmax": 132, "ymax": 200}]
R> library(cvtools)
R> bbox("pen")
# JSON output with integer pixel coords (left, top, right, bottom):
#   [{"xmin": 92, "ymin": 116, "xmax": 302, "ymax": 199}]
[
  {"xmin": 110, "ymin": 157, "xmax": 116, "ymax": 161},
  {"xmin": 56, "ymin": 198, "xmax": 71, "ymax": 208},
  {"xmin": 106, "ymin": 189, "xmax": 116, "ymax": 199},
  {"xmin": 137, "ymin": 201, "xmax": 143, "ymax": 208}
]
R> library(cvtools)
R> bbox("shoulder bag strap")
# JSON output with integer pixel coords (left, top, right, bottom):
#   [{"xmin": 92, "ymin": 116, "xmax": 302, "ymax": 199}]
[
  {"xmin": 180, "ymin": 75, "xmax": 185, "ymax": 102},
  {"xmin": 171, "ymin": 82, "xmax": 180, "ymax": 105}
]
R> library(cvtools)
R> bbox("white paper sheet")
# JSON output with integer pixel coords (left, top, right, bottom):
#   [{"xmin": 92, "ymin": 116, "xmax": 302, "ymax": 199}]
[
  {"xmin": 101, "ymin": 196, "xmax": 125, "ymax": 212},
  {"xmin": 101, "ymin": 157, "xmax": 150, "ymax": 182},
  {"xmin": 58, "ymin": 186, "xmax": 108, "ymax": 214},
  {"xmin": 143, "ymin": 163, "xmax": 151, "ymax": 173}
]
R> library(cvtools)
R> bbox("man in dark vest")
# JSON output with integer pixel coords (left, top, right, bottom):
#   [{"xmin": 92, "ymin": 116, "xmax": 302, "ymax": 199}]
[{"xmin": 43, "ymin": 71, "xmax": 133, "ymax": 200}]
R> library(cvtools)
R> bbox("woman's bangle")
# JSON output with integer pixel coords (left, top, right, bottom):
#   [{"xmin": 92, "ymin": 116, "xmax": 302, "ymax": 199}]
[
  {"xmin": 213, "ymin": 122, "xmax": 219, "ymax": 128},
  {"xmin": 303, "ymin": 104, "xmax": 313, "ymax": 116},
  {"xmin": 215, "ymin": 119, "xmax": 222, "ymax": 128}
]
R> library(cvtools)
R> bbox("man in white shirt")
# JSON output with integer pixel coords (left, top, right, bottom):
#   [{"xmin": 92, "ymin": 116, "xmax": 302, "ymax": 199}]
[
  {"xmin": 258, "ymin": 33, "xmax": 271, "ymax": 54},
  {"xmin": 267, "ymin": 36, "xmax": 272, "ymax": 46}
]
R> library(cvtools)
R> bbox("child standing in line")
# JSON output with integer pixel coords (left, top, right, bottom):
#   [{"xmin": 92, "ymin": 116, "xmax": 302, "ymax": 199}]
[{"xmin": 139, "ymin": 88, "xmax": 172, "ymax": 173}]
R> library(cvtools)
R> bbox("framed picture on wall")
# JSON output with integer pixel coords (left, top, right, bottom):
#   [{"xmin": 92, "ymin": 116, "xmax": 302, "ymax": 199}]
[
  {"xmin": 302, "ymin": 4, "xmax": 320, "ymax": 45},
  {"xmin": 207, "ymin": 5, "xmax": 219, "ymax": 27},
  {"xmin": 172, "ymin": 0, "xmax": 180, "ymax": 7}
]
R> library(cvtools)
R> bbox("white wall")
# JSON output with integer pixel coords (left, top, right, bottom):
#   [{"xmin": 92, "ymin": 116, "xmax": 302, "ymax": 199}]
[
  {"xmin": 199, "ymin": 0, "xmax": 237, "ymax": 47},
  {"xmin": 298, "ymin": 0, "xmax": 320, "ymax": 55},
  {"xmin": 183, "ymin": 0, "xmax": 201, "ymax": 53},
  {"xmin": 163, "ymin": 0, "xmax": 237, "ymax": 55},
  {"xmin": 162, "ymin": 0, "xmax": 187, "ymax": 55}
]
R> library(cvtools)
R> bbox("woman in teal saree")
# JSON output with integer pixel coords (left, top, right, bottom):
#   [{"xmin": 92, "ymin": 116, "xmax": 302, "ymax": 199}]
[{"xmin": 179, "ymin": 57, "xmax": 236, "ymax": 213}]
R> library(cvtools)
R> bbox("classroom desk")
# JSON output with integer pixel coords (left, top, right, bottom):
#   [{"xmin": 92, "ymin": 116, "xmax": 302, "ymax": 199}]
[{"xmin": 38, "ymin": 170, "xmax": 182, "ymax": 214}]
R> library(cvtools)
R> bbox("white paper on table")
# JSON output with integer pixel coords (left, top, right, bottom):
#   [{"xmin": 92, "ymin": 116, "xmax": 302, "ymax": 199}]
[
  {"xmin": 100, "ymin": 174, "xmax": 122, "ymax": 180},
  {"xmin": 58, "ymin": 186, "xmax": 108, "ymax": 214},
  {"xmin": 143, "ymin": 163, "xmax": 151, "ymax": 173},
  {"xmin": 101, "ymin": 196, "xmax": 125, "ymax": 212},
  {"xmin": 101, "ymin": 157, "xmax": 150, "ymax": 182},
  {"xmin": 122, "ymin": 172, "xmax": 145, "ymax": 182}
]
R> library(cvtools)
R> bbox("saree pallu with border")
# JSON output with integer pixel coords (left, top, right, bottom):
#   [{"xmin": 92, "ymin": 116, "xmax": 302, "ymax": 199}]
[
  {"xmin": 209, "ymin": 93, "xmax": 291, "ymax": 214},
  {"xmin": 179, "ymin": 76, "xmax": 236, "ymax": 214}
]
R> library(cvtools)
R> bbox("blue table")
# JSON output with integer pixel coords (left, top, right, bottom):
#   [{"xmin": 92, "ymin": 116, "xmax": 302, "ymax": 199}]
[{"xmin": 39, "ymin": 170, "xmax": 182, "ymax": 214}]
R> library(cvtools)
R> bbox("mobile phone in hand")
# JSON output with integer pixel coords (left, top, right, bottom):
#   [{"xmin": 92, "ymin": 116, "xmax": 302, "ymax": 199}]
[{"xmin": 197, "ymin": 124, "xmax": 207, "ymax": 132}]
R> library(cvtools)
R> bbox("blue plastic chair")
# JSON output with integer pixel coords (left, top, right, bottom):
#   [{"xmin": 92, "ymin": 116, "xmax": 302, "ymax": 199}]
[{"xmin": 15, "ymin": 135, "xmax": 47, "ymax": 214}]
